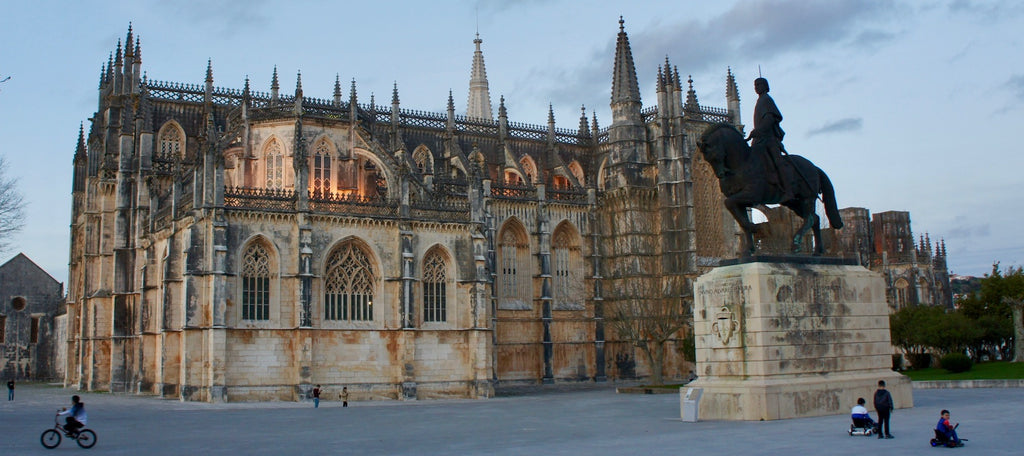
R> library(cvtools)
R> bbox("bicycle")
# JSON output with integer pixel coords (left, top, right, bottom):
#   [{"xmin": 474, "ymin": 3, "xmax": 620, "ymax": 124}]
[{"xmin": 40, "ymin": 410, "xmax": 97, "ymax": 449}]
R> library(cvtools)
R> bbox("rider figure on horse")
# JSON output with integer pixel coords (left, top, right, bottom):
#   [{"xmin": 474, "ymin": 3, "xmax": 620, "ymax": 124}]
[{"xmin": 745, "ymin": 77, "xmax": 793, "ymax": 201}]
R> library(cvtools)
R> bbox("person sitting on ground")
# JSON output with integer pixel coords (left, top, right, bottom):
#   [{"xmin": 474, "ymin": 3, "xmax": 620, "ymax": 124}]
[
  {"xmin": 57, "ymin": 395, "xmax": 88, "ymax": 437},
  {"xmin": 851, "ymin": 397, "xmax": 875, "ymax": 428},
  {"xmin": 936, "ymin": 409, "xmax": 961, "ymax": 446}
]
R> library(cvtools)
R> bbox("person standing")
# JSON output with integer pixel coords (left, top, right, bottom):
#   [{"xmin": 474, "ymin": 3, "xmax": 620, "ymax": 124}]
[
  {"xmin": 6, "ymin": 379, "xmax": 13, "ymax": 401},
  {"xmin": 340, "ymin": 387, "xmax": 349, "ymax": 408},
  {"xmin": 312, "ymin": 384, "xmax": 321, "ymax": 408},
  {"xmin": 873, "ymin": 380, "xmax": 894, "ymax": 439}
]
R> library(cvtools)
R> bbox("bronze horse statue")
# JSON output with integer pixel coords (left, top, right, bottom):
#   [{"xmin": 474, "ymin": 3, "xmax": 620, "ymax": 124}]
[{"xmin": 696, "ymin": 123, "xmax": 843, "ymax": 255}]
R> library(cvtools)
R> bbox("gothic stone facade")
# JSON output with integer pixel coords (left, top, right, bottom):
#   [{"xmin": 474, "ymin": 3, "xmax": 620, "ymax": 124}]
[
  {"xmin": 65, "ymin": 23, "xmax": 744, "ymax": 401},
  {"xmin": 1, "ymin": 253, "xmax": 64, "ymax": 380},
  {"xmin": 752, "ymin": 206, "xmax": 952, "ymax": 310}
]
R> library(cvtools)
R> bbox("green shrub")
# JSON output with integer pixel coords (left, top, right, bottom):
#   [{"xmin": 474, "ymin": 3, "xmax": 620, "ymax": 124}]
[
  {"xmin": 907, "ymin": 353, "xmax": 932, "ymax": 369},
  {"xmin": 892, "ymin": 354, "xmax": 904, "ymax": 371},
  {"xmin": 940, "ymin": 353, "xmax": 973, "ymax": 373}
]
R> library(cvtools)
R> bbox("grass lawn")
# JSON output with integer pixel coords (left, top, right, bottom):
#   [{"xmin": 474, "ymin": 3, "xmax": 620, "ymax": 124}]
[{"xmin": 902, "ymin": 361, "xmax": 1024, "ymax": 381}]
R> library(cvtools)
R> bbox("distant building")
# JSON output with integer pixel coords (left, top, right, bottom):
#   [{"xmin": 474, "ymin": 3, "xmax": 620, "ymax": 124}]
[
  {"xmin": 0, "ymin": 253, "xmax": 65, "ymax": 380},
  {"xmin": 750, "ymin": 207, "xmax": 952, "ymax": 311}
]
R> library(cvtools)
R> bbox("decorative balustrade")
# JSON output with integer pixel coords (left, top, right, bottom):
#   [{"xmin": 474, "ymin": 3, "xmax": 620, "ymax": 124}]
[
  {"xmin": 307, "ymin": 191, "xmax": 399, "ymax": 217},
  {"xmin": 224, "ymin": 187, "xmax": 297, "ymax": 211},
  {"xmin": 410, "ymin": 194, "xmax": 471, "ymax": 222},
  {"xmin": 490, "ymin": 183, "xmax": 537, "ymax": 200},
  {"xmin": 547, "ymin": 188, "xmax": 588, "ymax": 204}
]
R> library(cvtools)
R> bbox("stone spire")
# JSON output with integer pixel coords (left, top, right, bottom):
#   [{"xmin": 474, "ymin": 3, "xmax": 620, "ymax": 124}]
[
  {"xmin": 333, "ymin": 74, "xmax": 342, "ymax": 107},
  {"xmin": 294, "ymin": 71, "xmax": 303, "ymax": 114},
  {"xmin": 610, "ymin": 17, "xmax": 641, "ymax": 111},
  {"xmin": 684, "ymin": 75, "xmax": 699, "ymax": 111},
  {"xmin": 466, "ymin": 33, "xmax": 494, "ymax": 121},
  {"xmin": 270, "ymin": 66, "xmax": 280, "ymax": 102},
  {"xmin": 726, "ymin": 67, "xmax": 742, "ymax": 126},
  {"xmin": 498, "ymin": 95, "xmax": 508, "ymax": 139},
  {"xmin": 447, "ymin": 90, "xmax": 456, "ymax": 131},
  {"xmin": 75, "ymin": 123, "xmax": 87, "ymax": 160},
  {"xmin": 578, "ymin": 105, "xmax": 590, "ymax": 137}
]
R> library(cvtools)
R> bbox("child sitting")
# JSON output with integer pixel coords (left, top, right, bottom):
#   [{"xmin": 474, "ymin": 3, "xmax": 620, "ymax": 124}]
[{"xmin": 851, "ymin": 398, "xmax": 875, "ymax": 428}]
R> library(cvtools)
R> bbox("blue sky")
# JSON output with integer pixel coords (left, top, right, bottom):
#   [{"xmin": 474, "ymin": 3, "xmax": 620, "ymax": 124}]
[{"xmin": 1, "ymin": 0, "xmax": 1022, "ymax": 283}]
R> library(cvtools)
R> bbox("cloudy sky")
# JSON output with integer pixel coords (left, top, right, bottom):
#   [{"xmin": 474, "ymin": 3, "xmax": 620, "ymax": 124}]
[{"xmin": 1, "ymin": 0, "xmax": 1022, "ymax": 283}]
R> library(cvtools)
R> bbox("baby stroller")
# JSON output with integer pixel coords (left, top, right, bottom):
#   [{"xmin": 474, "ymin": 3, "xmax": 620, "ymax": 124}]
[
  {"xmin": 848, "ymin": 416, "xmax": 876, "ymax": 436},
  {"xmin": 930, "ymin": 424, "xmax": 967, "ymax": 448}
]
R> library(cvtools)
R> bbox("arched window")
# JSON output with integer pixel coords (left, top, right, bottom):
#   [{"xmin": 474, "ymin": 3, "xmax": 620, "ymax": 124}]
[
  {"xmin": 241, "ymin": 243, "xmax": 272, "ymax": 320},
  {"xmin": 413, "ymin": 146, "xmax": 433, "ymax": 176},
  {"xmin": 422, "ymin": 249, "xmax": 447, "ymax": 322},
  {"xmin": 552, "ymin": 223, "xmax": 585, "ymax": 310},
  {"xmin": 519, "ymin": 155, "xmax": 537, "ymax": 184},
  {"xmin": 568, "ymin": 160, "xmax": 585, "ymax": 186},
  {"xmin": 265, "ymin": 139, "xmax": 285, "ymax": 189},
  {"xmin": 893, "ymin": 278, "xmax": 910, "ymax": 309},
  {"xmin": 157, "ymin": 122, "xmax": 184, "ymax": 161},
  {"xmin": 324, "ymin": 242, "xmax": 375, "ymax": 321},
  {"xmin": 311, "ymin": 139, "xmax": 332, "ymax": 196},
  {"xmin": 497, "ymin": 221, "xmax": 531, "ymax": 309}
]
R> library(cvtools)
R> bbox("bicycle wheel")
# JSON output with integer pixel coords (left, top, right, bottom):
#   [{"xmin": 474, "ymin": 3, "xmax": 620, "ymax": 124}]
[
  {"xmin": 40, "ymin": 429, "xmax": 61, "ymax": 449},
  {"xmin": 76, "ymin": 429, "xmax": 97, "ymax": 449}
]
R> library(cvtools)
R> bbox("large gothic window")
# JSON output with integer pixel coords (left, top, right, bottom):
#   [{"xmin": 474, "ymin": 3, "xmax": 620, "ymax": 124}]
[
  {"xmin": 497, "ymin": 222, "xmax": 531, "ymax": 309},
  {"xmin": 552, "ymin": 224, "xmax": 585, "ymax": 310},
  {"xmin": 422, "ymin": 250, "xmax": 447, "ymax": 322},
  {"xmin": 893, "ymin": 278, "xmax": 910, "ymax": 309},
  {"xmin": 265, "ymin": 139, "xmax": 285, "ymax": 189},
  {"xmin": 311, "ymin": 139, "xmax": 332, "ymax": 196},
  {"xmin": 157, "ymin": 123, "xmax": 184, "ymax": 161},
  {"xmin": 413, "ymin": 146, "xmax": 433, "ymax": 176},
  {"xmin": 324, "ymin": 242, "xmax": 375, "ymax": 321},
  {"xmin": 241, "ymin": 243, "xmax": 272, "ymax": 321}
]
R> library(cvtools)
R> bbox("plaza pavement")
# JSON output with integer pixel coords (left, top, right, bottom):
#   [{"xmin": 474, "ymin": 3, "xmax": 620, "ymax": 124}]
[{"xmin": 1, "ymin": 382, "xmax": 1018, "ymax": 455}]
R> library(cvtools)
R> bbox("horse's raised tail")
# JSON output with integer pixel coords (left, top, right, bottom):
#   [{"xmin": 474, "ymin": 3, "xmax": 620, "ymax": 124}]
[{"xmin": 819, "ymin": 169, "xmax": 844, "ymax": 229}]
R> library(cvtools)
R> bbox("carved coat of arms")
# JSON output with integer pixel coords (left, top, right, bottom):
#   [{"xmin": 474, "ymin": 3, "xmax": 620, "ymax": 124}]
[{"xmin": 710, "ymin": 306, "xmax": 739, "ymax": 345}]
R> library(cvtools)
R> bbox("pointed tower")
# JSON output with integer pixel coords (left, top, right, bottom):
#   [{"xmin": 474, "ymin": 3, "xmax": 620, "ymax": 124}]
[
  {"xmin": 605, "ymin": 17, "xmax": 649, "ymax": 188},
  {"xmin": 725, "ymin": 67, "xmax": 742, "ymax": 128},
  {"xmin": 467, "ymin": 33, "xmax": 494, "ymax": 121},
  {"xmin": 270, "ymin": 66, "xmax": 280, "ymax": 103}
]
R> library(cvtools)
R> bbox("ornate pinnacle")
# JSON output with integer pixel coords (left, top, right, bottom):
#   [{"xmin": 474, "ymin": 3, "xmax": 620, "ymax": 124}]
[
  {"xmin": 295, "ymin": 70, "xmax": 302, "ymax": 93},
  {"xmin": 271, "ymin": 66, "xmax": 279, "ymax": 91},
  {"xmin": 447, "ymin": 89, "xmax": 455, "ymax": 112},
  {"xmin": 114, "ymin": 39, "xmax": 123, "ymax": 67},
  {"xmin": 205, "ymin": 59, "xmax": 213, "ymax": 83},
  {"xmin": 334, "ymin": 74, "xmax": 341, "ymax": 98},
  {"xmin": 134, "ymin": 37, "xmax": 141, "ymax": 63},
  {"xmin": 391, "ymin": 81, "xmax": 399, "ymax": 105}
]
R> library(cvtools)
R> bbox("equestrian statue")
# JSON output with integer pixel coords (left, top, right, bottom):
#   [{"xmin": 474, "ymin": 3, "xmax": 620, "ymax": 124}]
[{"xmin": 696, "ymin": 77, "xmax": 843, "ymax": 256}]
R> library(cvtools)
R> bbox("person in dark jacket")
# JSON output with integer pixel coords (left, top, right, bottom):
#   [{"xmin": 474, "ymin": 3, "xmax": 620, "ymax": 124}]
[{"xmin": 873, "ymin": 380, "xmax": 894, "ymax": 439}]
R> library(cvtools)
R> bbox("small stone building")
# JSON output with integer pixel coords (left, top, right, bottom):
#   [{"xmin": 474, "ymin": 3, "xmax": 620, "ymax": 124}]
[{"xmin": 0, "ymin": 253, "xmax": 65, "ymax": 380}]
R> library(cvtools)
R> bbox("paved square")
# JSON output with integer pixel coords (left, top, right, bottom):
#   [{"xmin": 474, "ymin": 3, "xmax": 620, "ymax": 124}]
[{"xmin": 1, "ymin": 383, "xmax": 1017, "ymax": 455}]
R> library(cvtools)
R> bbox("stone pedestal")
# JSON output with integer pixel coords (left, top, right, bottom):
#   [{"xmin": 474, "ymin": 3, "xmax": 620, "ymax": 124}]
[{"xmin": 684, "ymin": 257, "xmax": 912, "ymax": 421}]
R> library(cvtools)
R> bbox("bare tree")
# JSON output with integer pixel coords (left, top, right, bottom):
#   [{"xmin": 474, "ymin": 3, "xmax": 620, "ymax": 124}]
[
  {"xmin": 0, "ymin": 155, "xmax": 26, "ymax": 252},
  {"xmin": 606, "ymin": 280, "xmax": 691, "ymax": 385}
]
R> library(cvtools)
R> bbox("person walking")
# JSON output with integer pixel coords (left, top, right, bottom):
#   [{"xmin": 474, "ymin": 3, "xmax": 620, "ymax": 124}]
[
  {"xmin": 6, "ymin": 379, "xmax": 13, "ymax": 401},
  {"xmin": 873, "ymin": 380, "xmax": 895, "ymax": 439},
  {"xmin": 312, "ymin": 384, "xmax": 321, "ymax": 408},
  {"xmin": 340, "ymin": 387, "xmax": 349, "ymax": 407}
]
